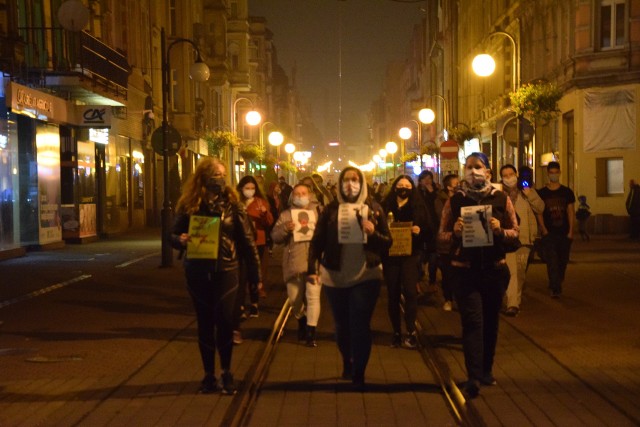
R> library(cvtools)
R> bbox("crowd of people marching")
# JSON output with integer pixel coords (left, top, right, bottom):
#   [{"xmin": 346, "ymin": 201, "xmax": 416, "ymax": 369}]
[{"xmin": 169, "ymin": 153, "xmax": 598, "ymax": 399}]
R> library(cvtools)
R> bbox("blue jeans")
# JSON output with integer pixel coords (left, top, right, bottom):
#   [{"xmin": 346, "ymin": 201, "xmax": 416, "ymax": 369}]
[
  {"xmin": 541, "ymin": 233, "xmax": 572, "ymax": 294},
  {"xmin": 324, "ymin": 280, "xmax": 381, "ymax": 381},
  {"xmin": 451, "ymin": 264, "xmax": 509, "ymax": 382}
]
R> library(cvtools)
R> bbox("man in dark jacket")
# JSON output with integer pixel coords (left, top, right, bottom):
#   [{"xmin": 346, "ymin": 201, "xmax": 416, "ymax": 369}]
[{"xmin": 627, "ymin": 179, "xmax": 640, "ymax": 240}]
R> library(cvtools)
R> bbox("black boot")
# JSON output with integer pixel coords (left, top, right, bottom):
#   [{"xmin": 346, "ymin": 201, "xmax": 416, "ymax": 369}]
[
  {"xmin": 306, "ymin": 326, "xmax": 317, "ymax": 347},
  {"xmin": 297, "ymin": 316, "xmax": 307, "ymax": 341}
]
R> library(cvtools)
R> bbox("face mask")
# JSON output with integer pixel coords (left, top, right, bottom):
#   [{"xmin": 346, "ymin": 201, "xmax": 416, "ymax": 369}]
[
  {"xmin": 342, "ymin": 181, "xmax": 361, "ymax": 198},
  {"xmin": 396, "ymin": 188, "xmax": 411, "ymax": 199},
  {"xmin": 502, "ymin": 176, "xmax": 518, "ymax": 188},
  {"xmin": 465, "ymin": 168, "xmax": 487, "ymax": 189},
  {"xmin": 205, "ymin": 177, "xmax": 226, "ymax": 194},
  {"xmin": 243, "ymin": 188, "xmax": 256, "ymax": 199},
  {"xmin": 548, "ymin": 173, "xmax": 560, "ymax": 183},
  {"xmin": 292, "ymin": 196, "xmax": 309, "ymax": 208}
]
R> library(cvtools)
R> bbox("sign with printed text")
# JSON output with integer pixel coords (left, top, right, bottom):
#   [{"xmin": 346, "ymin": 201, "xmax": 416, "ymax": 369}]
[
  {"xmin": 338, "ymin": 203, "xmax": 368, "ymax": 244},
  {"xmin": 291, "ymin": 208, "xmax": 317, "ymax": 242},
  {"xmin": 461, "ymin": 205, "xmax": 493, "ymax": 247},
  {"xmin": 187, "ymin": 215, "xmax": 221, "ymax": 259},
  {"xmin": 388, "ymin": 221, "xmax": 413, "ymax": 256}
]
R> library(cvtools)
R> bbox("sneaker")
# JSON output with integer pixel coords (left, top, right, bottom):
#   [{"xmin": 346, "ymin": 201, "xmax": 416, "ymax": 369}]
[
  {"xmin": 390, "ymin": 332, "xmax": 402, "ymax": 348},
  {"xmin": 305, "ymin": 325, "xmax": 317, "ymax": 347},
  {"xmin": 220, "ymin": 371, "xmax": 237, "ymax": 395},
  {"xmin": 249, "ymin": 305, "xmax": 259, "ymax": 318},
  {"xmin": 504, "ymin": 306, "xmax": 519, "ymax": 317},
  {"xmin": 479, "ymin": 374, "xmax": 497, "ymax": 386},
  {"xmin": 403, "ymin": 332, "xmax": 418, "ymax": 349},
  {"xmin": 443, "ymin": 301, "xmax": 453, "ymax": 311},
  {"xmin": 459, "ymin": 380, "xmax": 480, "ymax": 400},
  {"xmin": 198, "ymin": 374, "xmax": 217, "ymax": 394},
  {"xmin": 233, "ymin": 330, "xmax": 243, "ymax": 345}
]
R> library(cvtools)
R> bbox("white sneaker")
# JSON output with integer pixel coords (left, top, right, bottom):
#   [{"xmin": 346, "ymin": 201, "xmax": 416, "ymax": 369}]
[{"xmin": 443, "ymin": 301, "xmax": 453, "ymax": 311}]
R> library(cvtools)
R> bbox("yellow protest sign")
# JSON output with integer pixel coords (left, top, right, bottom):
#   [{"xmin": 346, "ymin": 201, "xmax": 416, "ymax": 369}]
[
  {"xmin": 187, "ymin": 215, "xmax": 221, "ymax": 259},
  {"xmin": 388, "ymin": 221, "xmax": 413, "ymax": 256}
]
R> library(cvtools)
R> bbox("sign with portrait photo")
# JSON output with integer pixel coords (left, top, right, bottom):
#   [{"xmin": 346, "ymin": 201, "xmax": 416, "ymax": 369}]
[
  {"xmin": 291, "ymin": 208, "xmax": 317, "ymax": 242},
  {"xmin": 461, "ymin": 205, "xmax": 494, "ymax": 248},
  {"xmin": 338, "ymin": 203, "xmax": 369, "ymax": 244},
  {"xmin": 187, "ymin": 215, "xmax": 221, "ymax": 259}
]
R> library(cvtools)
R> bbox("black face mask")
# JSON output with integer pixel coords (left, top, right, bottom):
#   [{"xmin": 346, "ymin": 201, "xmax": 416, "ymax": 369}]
[
  {"xmin": 205, "ymin": 177, "xmax": 226, "ymax": 195},
  {"xmin": 396, "ymin": 188, "xmax": 411, "ymax": 200}
]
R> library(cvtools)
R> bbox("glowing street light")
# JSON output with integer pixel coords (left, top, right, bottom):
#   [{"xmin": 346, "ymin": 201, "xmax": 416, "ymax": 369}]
[
  {"xmin": 472, "ymin": 54, "xmax": 496, "ymax": 77},
  {"xmin": 385, "ymin": 141, "xmax": 398, "ymax": 179},
  {"xmin": 419, "ymin": 108, "xmax": 436, "ymax": 125}
]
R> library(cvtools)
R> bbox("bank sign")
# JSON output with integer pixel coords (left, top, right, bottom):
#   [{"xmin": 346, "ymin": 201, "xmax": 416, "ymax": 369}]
[{"xmin": 6, "ymin": 82, "xmax": 112, "ymax": 127}]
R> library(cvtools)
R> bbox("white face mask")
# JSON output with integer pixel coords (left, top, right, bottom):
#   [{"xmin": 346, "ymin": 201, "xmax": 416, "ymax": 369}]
[
  {"xmin": 243, "ymin": 188, "xmax": 256, "ymax": 199},
  {"xmin": 502, "ymin": 176, "xmax": 518, "ymax": 188},
  {"xmin": 292, "ymin": 196, "xmax": 309, "ymax": 208},
  {"xmin": 342, "ymin": 181, "xmax": 361, "ymax": 199},
  {"xmin": 465, "ymin": 168, "xmax": 487, "ymax": 189}
]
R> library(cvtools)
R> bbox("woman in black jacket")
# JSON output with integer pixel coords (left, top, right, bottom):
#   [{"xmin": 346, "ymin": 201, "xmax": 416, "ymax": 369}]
[
  {"xmin": 172, "ymin": 158, "xmax": 261, "ymax": 395},
  {"xmin": 381, "ymin": 175, "xmax": 433, "ymax": 349},
  {"xmin": 307, "ymin": 166, "xmax": 392, "ymax": 390}
]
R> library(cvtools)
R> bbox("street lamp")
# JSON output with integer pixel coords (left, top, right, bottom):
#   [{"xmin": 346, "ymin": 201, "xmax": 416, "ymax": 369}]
[
  {"xmin": 385, "ymin": 141, "xmax": 398, "ymax": 179},
  {"xmin": 160, "ymin": 28, "xmax": 210, "ymax": 267},
  {"xmin": 284, "ymin": 142, "xmax": 296, "ymax": 160},
  {"xmin": 269, "ymin": 131, "xmax": 284, "ymax": 175},
  {"xmin": 231, "ymin": 97, "xmax": 261, "ymax": 184},
  {"xmin": 398, "ymin": 127, "xmax": 412, "ymax": 174},
  {"xmin": 379, "ymin": 148, "xmax": 388, "ymax": 183},
  {"xmin": 472, "ymin": 31, "xmax": 522, "ymax": 167}
]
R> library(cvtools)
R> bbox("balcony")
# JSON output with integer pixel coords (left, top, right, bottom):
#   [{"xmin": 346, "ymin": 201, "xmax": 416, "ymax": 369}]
[{"xmin": 14, "ymin": 28, "xmax": 130, "ymax": 104}]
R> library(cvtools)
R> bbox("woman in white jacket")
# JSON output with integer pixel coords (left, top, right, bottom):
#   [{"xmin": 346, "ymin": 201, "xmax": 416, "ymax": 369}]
[{"xmin": 271, "ymin": 184, "xmax": 322, "ymax": 346}]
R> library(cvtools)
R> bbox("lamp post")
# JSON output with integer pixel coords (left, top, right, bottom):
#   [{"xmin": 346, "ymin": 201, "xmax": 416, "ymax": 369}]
[
  {"xmin": 284, "ymin": 142, "xmax": 296, "ymax": 182},
  {"xmin": 268, "ymin": 131, "xmax": 284, "ymax": 175},
  {"xmin": 472, "ymin": 31, "xmax": 522, "ymax": 167},
  {"xmin": 398, "ymin": 126, "xmax": 412, "ymax": 174},
  {"xmin": 160, "ymin": 28, "xmax": 210, "ymax": 268},
  {"xmin": 385, "ymin": 141, "xmax": 398, "ymax": 179},
  {"xmin": 231, "ymin": 97, "xmax": 261, "ymax": 184},
  {"xmin": 379, "ymin": 148, "xmax": 388, "ymax": 183},
  {"xmin": 373, "ymin": 154, "xmax": 381, "ymax": 182}
]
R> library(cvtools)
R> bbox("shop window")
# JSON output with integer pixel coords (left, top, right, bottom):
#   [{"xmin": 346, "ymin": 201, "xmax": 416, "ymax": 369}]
[
  {"xmin": 132, "ymin": 150, "xmax": 144, "ymax": 209},
  {"xmin": 599, "ymin": 0, "xmax": 626, "ymax": 49},
  {"xmin": 596, "ymin": 157, "xmax": 624, "ymax": 196}
]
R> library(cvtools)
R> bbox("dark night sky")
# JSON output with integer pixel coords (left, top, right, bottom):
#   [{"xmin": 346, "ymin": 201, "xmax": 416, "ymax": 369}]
[{"xmin": 248, "ymin": 0, "xmax": 424, "ymax": 152}]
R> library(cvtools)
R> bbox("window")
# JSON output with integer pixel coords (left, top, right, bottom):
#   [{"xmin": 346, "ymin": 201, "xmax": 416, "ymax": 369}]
[
  {"xmin": 596, "ymin": 157, "xmax": 624, "ymax": 196},
  {"xmin": 600, "ymin": 0, "xmax": 626, "ymax": 49}
]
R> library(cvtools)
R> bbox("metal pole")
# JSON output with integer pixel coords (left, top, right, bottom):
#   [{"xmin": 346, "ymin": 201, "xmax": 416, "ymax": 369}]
[{"xmin": 160, "ymin": 28, "xmax": 172, "ymax": 267}]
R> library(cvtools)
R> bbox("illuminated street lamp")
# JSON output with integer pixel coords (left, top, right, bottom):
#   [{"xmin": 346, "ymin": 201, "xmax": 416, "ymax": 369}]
[
  {"xmin": 385, "ymin": 141, "xmax": 398, "ymax": 179},
  {"xmin": 419, "ymin": 108, "xmax": 435, "ymax": 125},
  {"xmin": 472, "ymin": 31, "xmax": 524, "ymax": 167},
  {"xmin": 231, "ymin": 97, "xmax": 261, "ymax": 184},
  {"xmin": 160, "ymin": 28, "xmax": 210, "ymax": 267},
  {"xmin": 284, "ymin": 142, "xmax": 296, "ymax": 161},
  {"xmin": 269, "ymin": 131, "xmax": 284, "ymax": 175},
  {"xmin": 398, "ymin": 127, "xmax": 412, "ymax": 174}
]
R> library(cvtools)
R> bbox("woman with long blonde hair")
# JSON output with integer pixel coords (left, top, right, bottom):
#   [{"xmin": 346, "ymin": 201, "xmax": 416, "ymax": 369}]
[{"xmin": 172, "ymin": 157, "xmax": 261, "ymax": 395}]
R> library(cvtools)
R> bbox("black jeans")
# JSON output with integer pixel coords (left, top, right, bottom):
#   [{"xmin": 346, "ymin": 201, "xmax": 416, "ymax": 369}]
[
  {"xmin": 383, "ymin": 254, "xmax": 420, "ymax": 334},
  {"xmin": 438, "ymin": 254, "xmax": 454, "ymax": 302},
  {"xmin": 324, "ymin": 279, "xmax": 381, "ymax": 381},
  {"xmin": 540, "ymin": 233, "xmax": 572, "ymax": 294},
  {"xmin": 185, "ymin": 267, "xmax": 238, "ymax": 375},
  {"xmin": 451, "ymin": 264, "xmax": 509, "ymax": 382}
]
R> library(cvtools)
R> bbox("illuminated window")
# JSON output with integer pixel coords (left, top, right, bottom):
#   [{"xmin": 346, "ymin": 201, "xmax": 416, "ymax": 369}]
[{"xmin": 596, "ymin": 157, "xmax": 624, "ymax": 196}]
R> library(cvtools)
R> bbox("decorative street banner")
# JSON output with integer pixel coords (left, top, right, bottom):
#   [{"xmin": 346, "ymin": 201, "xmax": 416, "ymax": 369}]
[
  {"xmin": 338, "ymin": 203, "xmax": 369, "ymax": 244},
  {"xmin": 291, "ymin": 208, "xmax": 317, "ymax": 242},
  {"xmin": 388, "ymin": 221, "xmax": 413, "ymax": 256},
  {"xmin": 461, "ymin": 205, "xmax": 494, "ymax": 247},
  {"xmin": 187, "ymin": 215, "xmax": 221, "ymax": 259}
]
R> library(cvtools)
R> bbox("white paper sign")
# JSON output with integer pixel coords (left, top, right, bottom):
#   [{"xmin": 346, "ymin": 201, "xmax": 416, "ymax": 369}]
[
  {"xmin": 461, "ymin": 205, "xmax": 494, "ymax": 247},
  {"xmin": 338, "ymin": 203, "xmax": 369, "ymax": 244},
  {"xmin": 291, "ymin": 208, "xmax": 317, "ymax": 242}
]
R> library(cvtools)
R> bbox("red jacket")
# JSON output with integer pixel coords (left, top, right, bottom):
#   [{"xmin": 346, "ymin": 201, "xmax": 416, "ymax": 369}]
[{"xmin": 245, "ymin": 197, "xmax": 274, "ymax": 246}]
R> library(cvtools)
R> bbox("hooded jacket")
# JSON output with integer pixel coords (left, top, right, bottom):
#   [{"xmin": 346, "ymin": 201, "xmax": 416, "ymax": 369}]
[{"xmin": 307, "ymin": 167, "xmax": 392, "ymax": 287}]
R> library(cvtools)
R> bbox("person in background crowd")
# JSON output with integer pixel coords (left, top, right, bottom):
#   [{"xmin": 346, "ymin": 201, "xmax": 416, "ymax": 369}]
[
  {"xmin": 576, "ymin": 195, "xmax": 591, "ymax": 242},
  {"xmin": 374, "ymin": 182, "xmax": 388, "ymax": 204},
  {"xmin": 626, "ymin": 179, "xmax": 640, "ymax": 240},
  {"xmin": 418, "ymin": 170, "xmax": 440, "ymax": 290},
  {"xmin": 381, "ymin": 175, "xmax": 432, "ymax": 348},
  {"xmin": 312, "ymin": 172, "xmax": 335, "ymax": 206},
  {"xmin": 171, "ymin": 158, "xmax": 261, "ymax": 395},
  {"xmin": 499, "ymin": 165, "xmax": 545, "ymax": 317},
  {"xmin": 237, "ymin": 176, "xmax": 274, "ymax": 317},
  {"xmin": 279, "ymin": 177, "xmax": 293, "ymax": 208},
  {"xmin": 438, "ymin": 152, "xmax": 519, "ymax": 399},
  {"xmin": 537, "ymin": 161, "xmax": 575, "ymax": 298},
  {"xmin": 434, "ymin": 173, "xmax": 460, "ymax": 311},
  {"xmin": 271, "ymin": 184, "xmax": 322, "ymax": 347},
  {"xmin": 307, "ymin": 166, "xmax": 392, "ymax": 390}
]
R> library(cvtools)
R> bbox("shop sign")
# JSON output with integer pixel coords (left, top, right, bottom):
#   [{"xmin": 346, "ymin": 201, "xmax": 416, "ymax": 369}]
[
  {"xmin": 75, "ymin": 106, "xmax": 112, "ymax": 127},
  {"xmin": 8, "ymin": 82, "xmax": 69, "ymax": 122}
]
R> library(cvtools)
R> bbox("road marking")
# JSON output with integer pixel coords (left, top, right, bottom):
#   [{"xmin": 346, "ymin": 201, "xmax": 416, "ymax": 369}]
[
  {"xmin": 0, "ymin": 274, "xmax": 92, "ymax": 309},
  {"xmin": 115, "ymin": 252, "xmax": 159, "ymax": 269}
]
